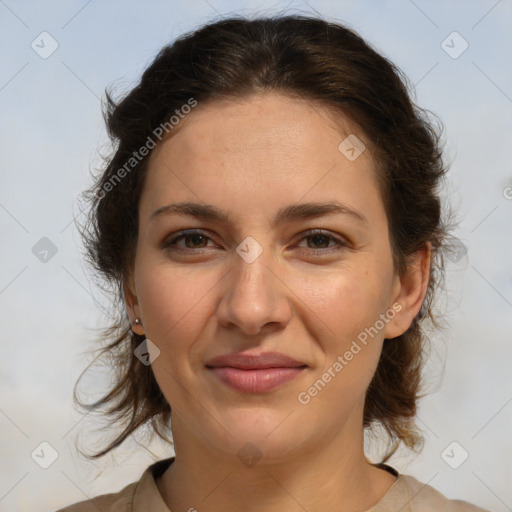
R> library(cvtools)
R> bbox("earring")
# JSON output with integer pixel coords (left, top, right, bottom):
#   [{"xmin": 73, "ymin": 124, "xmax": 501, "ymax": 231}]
[{"xmin": 134, "ymin": 318, "xmax": 142, "ymax": 326}]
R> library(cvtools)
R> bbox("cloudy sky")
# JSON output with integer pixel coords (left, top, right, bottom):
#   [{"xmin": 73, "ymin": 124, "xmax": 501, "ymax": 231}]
[{"xmin": 1, "ymin": 1, "xmax": 511, "ymax": 511}]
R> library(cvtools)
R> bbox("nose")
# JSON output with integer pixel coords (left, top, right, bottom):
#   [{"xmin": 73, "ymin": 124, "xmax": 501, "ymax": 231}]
[{"xmin": 216, "ymin": 245, "xmax": 292, "ymax": 336}]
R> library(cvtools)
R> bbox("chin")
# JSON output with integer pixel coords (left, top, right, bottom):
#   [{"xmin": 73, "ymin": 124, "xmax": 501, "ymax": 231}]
[{"xmin": 200, "ymin": 408, "xmax": 312, "ymax": 466}]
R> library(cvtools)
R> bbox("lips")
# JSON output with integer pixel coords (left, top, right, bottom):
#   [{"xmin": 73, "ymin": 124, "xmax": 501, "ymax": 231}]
[
  {"xmin": 206, "ymin": 352, "xmax": 306, "ymax": 369},
  {"xmin": 205, "ymin": 352, "xmax": 307, "ymax": 393}
]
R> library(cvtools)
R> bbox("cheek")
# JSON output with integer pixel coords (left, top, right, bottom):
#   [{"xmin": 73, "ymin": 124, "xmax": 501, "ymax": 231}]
[
  {"xmin": 298, "ymin": 261, "xmax": 389, "ymax": 396},
  {"xmin": 300, "ymin": 273, "xmax": 386, "ymax": 408},
  {"xmin": 135, "ymin": 262, "xmax": 220, "ymax": 355},
  {"xmin": 299, "ymin": 262, "xmax": 388, "ymax": 340}
]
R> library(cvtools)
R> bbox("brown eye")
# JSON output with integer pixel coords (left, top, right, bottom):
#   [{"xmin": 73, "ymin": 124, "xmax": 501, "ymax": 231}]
[
  {"xmin": 296, "ymin": 230, "xmax": 349, "ymax": 255},
  {"xmin": 305, "ymin": 233, "xmax": 332, "ymax": 249},
  {"xmin": 162, "ymin": 230, "xmax": 214, "ymax": 251}
]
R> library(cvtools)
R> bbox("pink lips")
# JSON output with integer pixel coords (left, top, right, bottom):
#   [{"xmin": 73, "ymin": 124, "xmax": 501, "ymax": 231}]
[{"xmin": 206, "ymin": 352, "xmax": 307, "ymax": 393}]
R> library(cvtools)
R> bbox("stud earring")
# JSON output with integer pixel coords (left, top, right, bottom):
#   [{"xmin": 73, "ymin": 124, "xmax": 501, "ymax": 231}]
[{"xmin": 134, "ymin": 318, "xmax": 142, "ymax": 326}]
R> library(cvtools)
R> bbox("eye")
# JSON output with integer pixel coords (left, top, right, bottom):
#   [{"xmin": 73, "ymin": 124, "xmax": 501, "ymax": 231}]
[
  {"xmin": 162, "ymin": 230, "xmax": 216, "ymax": 252},
  {"xmin": 295, "ymin": 229, "xmax": 349, "ymax": 255}
]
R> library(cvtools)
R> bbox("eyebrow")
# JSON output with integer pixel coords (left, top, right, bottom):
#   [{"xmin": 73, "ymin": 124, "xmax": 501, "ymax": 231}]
[{"xmin": 150, "ymin": 200, "xmax": 368, "ymax": 226}]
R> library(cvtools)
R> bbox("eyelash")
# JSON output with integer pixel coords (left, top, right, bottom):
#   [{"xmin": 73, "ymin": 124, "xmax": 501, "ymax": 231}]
[{"xmin": 162, "ymin": 229, "xmax": 349, "ymax": 256}]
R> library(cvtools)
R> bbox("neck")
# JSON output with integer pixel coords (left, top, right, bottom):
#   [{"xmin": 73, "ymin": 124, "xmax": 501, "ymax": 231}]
[{"xmin": 156, "ymin": 416, "xmax": 397, "ymax": 512}]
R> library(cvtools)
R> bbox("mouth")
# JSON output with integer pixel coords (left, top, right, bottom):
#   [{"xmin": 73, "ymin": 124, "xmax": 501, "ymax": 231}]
[{"xmin": 205, "ymin": 352, "xmax": 308, "ymax": 393}]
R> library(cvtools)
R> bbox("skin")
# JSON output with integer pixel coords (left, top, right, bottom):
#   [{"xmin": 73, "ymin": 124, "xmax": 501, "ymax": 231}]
[{"xmin": 125, "ymin": 92, "xmax": 430, "ymax": 512}]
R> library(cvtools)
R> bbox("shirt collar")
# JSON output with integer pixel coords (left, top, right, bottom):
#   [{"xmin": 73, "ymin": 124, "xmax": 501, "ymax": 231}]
[
  {"xmin": 130, "ymin": 458, "xmax": 409, "ymax": 512},
  {"xmin": 131, "ymin": 457, "xmax": 174, "ymax": 511}
]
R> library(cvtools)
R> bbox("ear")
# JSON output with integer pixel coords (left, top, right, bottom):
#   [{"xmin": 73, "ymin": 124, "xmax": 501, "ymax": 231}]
[
  {"xmin": 383, "ymin": 242, "xmax": 431, "ymax": 340},
  {"xmin": 124, "ymin": 271, "xmax": 145, "ymax": 336}
]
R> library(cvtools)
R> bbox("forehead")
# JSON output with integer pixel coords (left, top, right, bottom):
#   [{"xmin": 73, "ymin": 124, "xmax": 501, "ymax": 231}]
[
  {"xmin": 156, "ymin": 92, "xmax": 358, "ymax": 158},
  {"xmin": 140, "ymin": 92, "xmax": 385, "ymax": 228}
]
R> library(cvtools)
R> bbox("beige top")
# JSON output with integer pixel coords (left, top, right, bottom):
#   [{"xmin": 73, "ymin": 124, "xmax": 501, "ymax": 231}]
[{"xmin": 56, "ymin": 458, "xmax": 490, "ymax": 512}]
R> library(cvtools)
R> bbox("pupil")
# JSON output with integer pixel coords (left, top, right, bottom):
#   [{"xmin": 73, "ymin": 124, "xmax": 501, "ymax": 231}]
[
  {"xmin": 311, "ymin": 235, "xmax": 328, "ymax": 248},
  {"xmin": 189, "ymin": 234, "xmax": 205, "ymax": 247}
]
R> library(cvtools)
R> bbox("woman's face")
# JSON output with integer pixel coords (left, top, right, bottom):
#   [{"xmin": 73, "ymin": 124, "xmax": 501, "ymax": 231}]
[{"xmin": 127, "ymin": 92, "xmax": 423, "ymax": 463}]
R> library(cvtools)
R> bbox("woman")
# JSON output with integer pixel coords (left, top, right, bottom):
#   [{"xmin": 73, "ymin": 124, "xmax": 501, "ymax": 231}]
[{"xmin": 58, "ymin": 14, "xmax": 489, "ymax": 512}]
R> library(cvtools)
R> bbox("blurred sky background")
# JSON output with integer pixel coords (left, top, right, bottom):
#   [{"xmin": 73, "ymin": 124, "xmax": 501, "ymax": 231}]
[{"xmin": 1, "ymin": 1, "xmax": 511, "ymax": 511}]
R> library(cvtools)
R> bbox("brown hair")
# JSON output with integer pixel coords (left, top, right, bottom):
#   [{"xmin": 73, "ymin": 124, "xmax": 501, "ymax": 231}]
[{"xmin": 76, "ymin": 14, "xmax": 456, "ymax": 462}]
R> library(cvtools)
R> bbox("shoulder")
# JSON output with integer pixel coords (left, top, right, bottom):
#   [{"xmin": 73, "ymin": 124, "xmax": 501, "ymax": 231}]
[
  {"xmin": 396, "ymin": 473, "xmax": 491, "ymax": 512},
  {"xmin": 54, "ymin": 458, "xmax": 174, "ymax": 512},
  {"xmin": 55, "ymin": 480, "xmax": 138, "ymax": 512}
]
